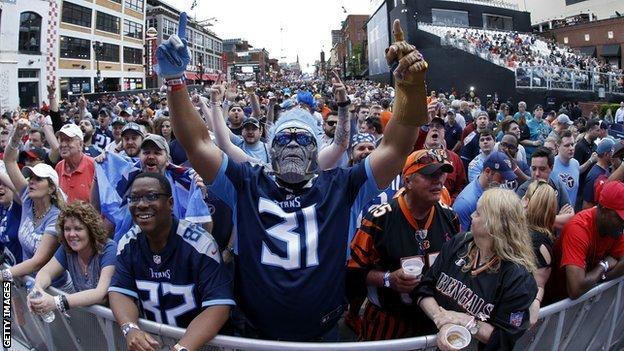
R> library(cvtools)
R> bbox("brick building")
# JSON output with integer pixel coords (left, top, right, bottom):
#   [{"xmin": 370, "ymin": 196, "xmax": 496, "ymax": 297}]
[
  {"xmin": 223, "ymin": 38, "xmax": 271, "ymax": 81},
  {"xmin": 329, "ymin": 14, "xmax": 369, "ymax": 77}
]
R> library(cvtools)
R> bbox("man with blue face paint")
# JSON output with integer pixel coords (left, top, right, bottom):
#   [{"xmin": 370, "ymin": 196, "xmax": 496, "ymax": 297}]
[{"xmin": 157, "ymin": 14, "xmax": 430, "ymax": 341}]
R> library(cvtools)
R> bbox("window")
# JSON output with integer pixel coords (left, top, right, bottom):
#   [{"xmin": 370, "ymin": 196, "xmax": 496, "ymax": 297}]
[
  {"xmin": 61, "ymin": 2, "xmax": 91, "ymax": 27},
  {"xmin": 96, "ymin": 11, "xmax": 120, "ymax": 34},
  {"xmin": 483, "ymin": 14, "xmax": 513, "ymax": 31},
  {"xmin": 19, "ymin": 12, "xmax": 42, "ymax": 54},
  {"xmin": 162, "ymin": 18, "xmax": 177, "ymax": 39},
  {"xmin": 60, "ymin": 36, "xmax": 90, "ymax": 59},
  {"xmin": 608, "ymin": 31, "xmax": 614, "ymax": 39},
  {"xmin": 431, "ymin": 8, "xmax": 468, "ymax": 27},
  {"xmin": 123, "ymin": 19, "xmax": 143, "ymax": 39},
  {"xmin": 97, "ymin": 43, "xmax": 120, "ymax": 62},
  {"xmin": 123, "ymin": 46, "xmax": 142, "ymax": 64},
  {"xmin": 564, "ymin": 37, "xmax": 569, "ymax": 44},
  {"xmin": 18, "ymin": 69, "xmax": 39, "ymax": 78},
  {"xmin": 123, "ymin": 78, "xmax": 143, "ymax": 90},
  {"xmin": 585, "ymin": 34, "xmax": 590, "ymax": 41},
  {"xmin": 125, "ymin": 0, "xmax": 143, "ymax": 12}
]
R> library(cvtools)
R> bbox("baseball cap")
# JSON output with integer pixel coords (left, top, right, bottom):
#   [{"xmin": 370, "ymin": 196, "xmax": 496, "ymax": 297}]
[
  {"xmin": 242, "ymin": 117, "xmax": 261, "ymax": 129},
  {"xmin": 598, "ymin": 181, "xmax": 624, "ymax": 220},
  {"xmin": 428, "ymin": 117, "xmax": 445, "ymax": 127},
  {"xmin": 613, "ymin": 140, "xmax": 624, "ymax": 158},
  {"xmin": 596, "ymin": 138, "xmax": 615, "ymax": 155},
  {"xmin": 141, "ymin": 134, "xmax": 170, "ymax": 155},
  {"xmin": 112, "ymin": 117, "xmax": 127, "ymax": 126},
  {"xmin": 58, "ymin": 123, "xmax": 84, "ymax": 140},
  {"xmin": 98, "ymin": 109, "xmax": 111, "ymax": 118},
  {"xmin": 483, "ymin": 151, "xmax": 517, "ymax": 182},
  {"xmin": 556, "ymin": 114, "xmax": 573, "ymax": 125},
  {"xmin": 20, "ymin": 147, "xmax": 47, "ymax": 162},
  {"xmin": 403, "ymin": 149, "xmax": 454, "ymax": 177},
  {"xmin": 122, "ymin": 122, "xmax": 143, "ymax": 137},
  {"xmin": 120, "ymin": 107, "xmax": 133, "ymax": 116},
  {"xmin": 351, "ymin": 133, "xmax": 376, "ymax": 148},
  {"xmin": 22, "ymin": 163, "xmax": 59, "ymax": 188},
  {"xmin": 600, "ymin": 120, "xmax": 610, "ymax": 130}
]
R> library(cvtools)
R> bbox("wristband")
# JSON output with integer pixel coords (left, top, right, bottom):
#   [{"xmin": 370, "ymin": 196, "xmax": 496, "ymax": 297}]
[
  {"xmin": 164, "ymin": 77, "xmax": 186, "ymax": 92},
  {"xmin": 599, "ymin": 260, "xmax": 609, "ymax": 273},
  {"xmin": 54, "ymin": 295, "xmax": 65, "ymax": 312},
  {"xmin": 383, "ymin": 271, "xmax": 391, "ymax": 288},
  {"xmin": 61, "ymin": 294, "xmax": 69, "ymax": 311},
  {"xmin": 336, "ymin": 99, "xmax": 351, "ymax": 108},
  {"xmin": 172, "ymin": 344, "xmax": 189, "ymax": 351},
  {"xmin": 121, "ymin": 322, "xmax": 140, "ymax": 337}
]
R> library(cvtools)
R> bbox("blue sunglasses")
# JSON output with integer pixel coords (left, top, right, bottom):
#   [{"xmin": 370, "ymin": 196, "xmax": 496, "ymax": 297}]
[{"xmin": 273, "ymin": 132, "xmax": 315, "ymax": 147}]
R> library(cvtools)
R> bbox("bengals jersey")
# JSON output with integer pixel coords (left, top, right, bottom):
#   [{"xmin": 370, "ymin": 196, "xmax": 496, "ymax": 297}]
[
  {"xmin": 348, "ymin": 195, "xmax": 459, "ymax": 317},
  {"xmin": 416, "ymin": 233, "xmax": 537, "ymax": 350}
]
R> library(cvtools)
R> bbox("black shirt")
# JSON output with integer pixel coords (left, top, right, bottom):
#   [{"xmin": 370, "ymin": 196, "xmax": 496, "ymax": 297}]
[
  {"xmin": 530, "ymin": 230, "xmax": 553, "ymax": 269},
  {"xmin": 417, "ymin": 233, "xmax": 537, "ymax": 350}
]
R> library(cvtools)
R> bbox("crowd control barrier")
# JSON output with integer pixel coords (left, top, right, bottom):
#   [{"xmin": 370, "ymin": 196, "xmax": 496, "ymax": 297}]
[{"xmin": 7, "ymin": 275, "xmax": 624, "ymax": 351}]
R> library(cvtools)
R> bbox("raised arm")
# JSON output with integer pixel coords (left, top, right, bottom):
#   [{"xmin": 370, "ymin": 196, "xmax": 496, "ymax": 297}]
[
  {"xmin": 4, "ymin": 120, "xmax": 29, "ymax": 196},
  {"xmin": 368, "ymin": 20, "xmax": 428, "ymax": 188},
  {"xmin": 157, "ymin": 13, "xmax": 223, "ymax": 183},
  {"xmin": 318, "ymin": 71, "xmax": 350, "ymax": 170},
  {"xmin": 247, "ymin": 85, "xmax": 262, "ymax": 118},
  {"xmin": 208, "ymin": 86, "xmax": 259, "ymax": 164}
]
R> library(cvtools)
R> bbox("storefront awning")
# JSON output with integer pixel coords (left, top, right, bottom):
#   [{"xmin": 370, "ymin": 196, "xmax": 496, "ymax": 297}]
[
  {"xmin": 602, "ymin": 44, "xmax": 621, "ymax": 57},
  {"xmin": 578, "ymin": 46, "xmax": 597, "ymax": 57}
]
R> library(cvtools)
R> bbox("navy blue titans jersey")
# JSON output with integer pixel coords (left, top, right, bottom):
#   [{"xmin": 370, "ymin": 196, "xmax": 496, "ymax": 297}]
[
  {"xmin": 209, "ymin": 155, "xmax": 381, "ymax": 340},
  {"xmin": 109, "ymin": 219, "xmax": 235, "ymax": 328}
]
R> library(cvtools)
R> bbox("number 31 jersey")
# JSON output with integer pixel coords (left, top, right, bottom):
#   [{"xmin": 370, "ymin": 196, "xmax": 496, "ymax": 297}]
[
  {"xmin": 209, "ymin": 155, "xmax": 381, "ymax": 340},
  {"xmin": 109, "ymin": 219, "xmax": 235, "ymax": 328}
]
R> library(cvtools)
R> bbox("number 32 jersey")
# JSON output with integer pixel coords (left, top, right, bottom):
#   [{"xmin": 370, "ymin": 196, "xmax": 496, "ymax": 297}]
[
  {"xmin": 210, "ymin": 155, "xmax": 381, "ymax": 340},
  {"xmin": 109, "ymin": 219, "xmax": 235, "ymax": 328}
]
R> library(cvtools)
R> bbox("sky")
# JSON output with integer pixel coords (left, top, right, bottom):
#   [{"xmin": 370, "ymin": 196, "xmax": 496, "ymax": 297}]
[{"xmin": 167, "ymin": 0, "xmax": 381, "ymax": 72}]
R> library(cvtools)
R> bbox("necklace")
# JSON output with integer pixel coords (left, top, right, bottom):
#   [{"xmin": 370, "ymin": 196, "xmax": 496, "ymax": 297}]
[{"xmin": 32, "ymin": 204, "xmax": 51, "ymax": 221}]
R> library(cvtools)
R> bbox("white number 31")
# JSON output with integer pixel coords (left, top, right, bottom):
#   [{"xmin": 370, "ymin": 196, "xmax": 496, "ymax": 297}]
[{"xmin": 259, "ymin": 198, "xmax": 319, "ymax": 270}]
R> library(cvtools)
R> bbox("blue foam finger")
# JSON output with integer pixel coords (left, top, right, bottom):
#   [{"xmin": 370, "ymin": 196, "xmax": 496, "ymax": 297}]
[{"xmin": 178, "ymin": 12, "xmax": 187, "ymax": 39}]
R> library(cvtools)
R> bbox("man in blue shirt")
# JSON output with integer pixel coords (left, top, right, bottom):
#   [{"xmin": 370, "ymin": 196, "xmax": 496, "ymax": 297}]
[
  {"xmin": 158, "ymin": 16, "xmax": 429, "ymax": 341},
  {"xmin": 551, "ymin": 130, "xmax": 580, "ymax": 207},
  {"xmin": 525, "ymin": 105, "xmax": 551, "ymax": 160},
  {"xmin": 583, "ymin": 138, "xmax": 614, "ymax": 209},
  {"xmin": 109, "ymin": 172, "xmax": 234, "ymax": 351},
  {"xmin": 453, "ymin": 151, "xmax": 518, "ymax": 231}
]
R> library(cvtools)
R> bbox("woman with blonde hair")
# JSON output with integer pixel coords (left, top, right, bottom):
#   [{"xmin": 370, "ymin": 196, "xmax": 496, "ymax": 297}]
[
  {"xmin": 523, "ymin": 180, "xmax": 557, "ymax": 326},
  {"xmin": 417, "ymin": 188, "xmax": 537, "ymax": 350},
  {"xmin": 0, "ymin": 119, "xmax": 72, "ymax": 291},
  {"xmin": 28, "ymin": 201, "xmax": 116, "ymax": 315}
]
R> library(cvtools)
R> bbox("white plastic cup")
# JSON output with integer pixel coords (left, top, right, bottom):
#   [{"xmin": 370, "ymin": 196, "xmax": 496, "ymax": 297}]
[
  {"xmin": 445, "ymin": 325, "xmax": 471, "ymax": 350},
  {"xmin": 402, "ymin": 258, "xmax": 424, "ymax": 277}
]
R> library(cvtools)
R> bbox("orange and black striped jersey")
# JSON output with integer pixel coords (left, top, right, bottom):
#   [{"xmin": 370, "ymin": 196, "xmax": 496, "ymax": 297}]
[{"xmin": 348, "ymin": 195, "xmax": 460, "ymax": 316}]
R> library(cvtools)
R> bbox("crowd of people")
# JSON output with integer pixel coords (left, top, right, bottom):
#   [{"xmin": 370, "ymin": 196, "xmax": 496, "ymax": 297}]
[{"xmin": 0, "ymin": 15, "xmax": 623, "ymax": 351}]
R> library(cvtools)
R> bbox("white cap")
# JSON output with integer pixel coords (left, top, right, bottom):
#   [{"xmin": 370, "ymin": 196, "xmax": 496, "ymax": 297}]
[
  {"xmin": 58, "ymin": 123, "xmax": 84, "ymax": 140},
  {"xmin": 22, "ymin": 163, "xmax": 59, "ymax": 188}
]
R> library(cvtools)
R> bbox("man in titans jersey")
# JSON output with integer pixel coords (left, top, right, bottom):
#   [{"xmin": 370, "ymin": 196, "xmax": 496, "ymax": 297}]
[
  {"xmin": 159, "ymin": 14, "xmax": 429, "ymax": 341},
  {"xmin": 109, "ymin": 173, "xmax": 234, "ymax": 351}
]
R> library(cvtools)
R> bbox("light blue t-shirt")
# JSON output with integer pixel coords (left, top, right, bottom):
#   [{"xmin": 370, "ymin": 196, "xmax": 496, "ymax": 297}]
[
  {"xmin": 231, "ymin": 135, "xmax": 270, "ymax": 164},
  {"xmin": 54, "ymin": 239, "xmax": 116, "ymax": 292},
  {"xmin": 526, "ymin": 118, "xmax": 551, "ymax": 159},
  {"xmin": 551, "ymin": 156, "xmax": 580, "ymax": 207},
  {"xmin": 453, "ymin": 178, "xmax": 484, "ymax": 231},
  {"xmin": 467, "ymin": 153, "xmax": 487, "ymax": 183}
]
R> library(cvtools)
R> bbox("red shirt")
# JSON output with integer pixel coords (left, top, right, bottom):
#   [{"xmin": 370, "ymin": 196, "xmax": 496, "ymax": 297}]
[
  {"xmin": 55, "ymin": 155, "xmax": 95, "ymax": 203},
  {"xmin": 546, "ymin": 208, "xmax": 624, "ymax": 302}
]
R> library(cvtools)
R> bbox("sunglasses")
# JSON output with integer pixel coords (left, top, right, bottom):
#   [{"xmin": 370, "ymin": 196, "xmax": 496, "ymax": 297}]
[
  {"xmin": 126, "ymin": 193, "xmax": 169, "ymax": 204},
  {"xmin": 406, "ymin": 149, "xmax": 448, "ymax": 169},
  {"xmin": 325, "ymin": 121, "xmax": 337, "ymax": 127},
  {"xmin": 273, "ymin": 132, "xmax": 315, "ymax": 147}
]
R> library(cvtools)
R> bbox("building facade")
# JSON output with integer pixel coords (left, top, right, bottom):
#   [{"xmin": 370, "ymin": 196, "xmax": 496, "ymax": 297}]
[
  {"xmin": 512, "ymin": 0, "xmax": 624, "ymax": 26},
  {"xmin": 0, "ymin": 0, "xmax": 59, "ymax": 111},
  {"xmin": 57, "ymin": 0, "xmax": 146, "ymax": 97},
  {"xmin": 542, "ymin": 16, "xmax": 624, "ymax": 69},
  {"xmin": 145, "ymin": 0, "xmax": 223, "ymax": 88},
  {"xmin": 329, "ymin": 14, "xmax": 369, "ymax": 77},
  {"xmin": 223, "ymin": 38, "xmax": 270, "ymax": 81}
]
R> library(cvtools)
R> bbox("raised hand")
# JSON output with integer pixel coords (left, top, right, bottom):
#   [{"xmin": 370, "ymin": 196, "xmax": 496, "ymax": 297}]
[
  {"xmin": 155, "ymin": 12, "xmax": 190, "ymax": 79},
  {"xmin": 386, "ymin": 20, "xmax": 428, "ymax": 86},
  {"xmin": 331, "ymin": 70, "xmax": 347, "ymax": 103}
]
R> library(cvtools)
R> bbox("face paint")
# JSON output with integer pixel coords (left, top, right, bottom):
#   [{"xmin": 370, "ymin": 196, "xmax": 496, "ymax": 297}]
[{"xmin": 270, "ymin": 128, "xmax": 319, "ymax": 184}]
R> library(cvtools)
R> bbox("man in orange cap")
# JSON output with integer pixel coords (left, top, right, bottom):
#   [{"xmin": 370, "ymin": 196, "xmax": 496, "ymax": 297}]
[
  {"xmin": 347, "ymin": 149, "xmax": 460, "ymax": 340},
  {"xmin": 546, "ymin": 180, "xmax": 624, "ymax": 302}
]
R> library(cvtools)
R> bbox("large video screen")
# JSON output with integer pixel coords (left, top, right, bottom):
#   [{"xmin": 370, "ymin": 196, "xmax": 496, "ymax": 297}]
[{"xmin": 367, "ymin": 2, "xmax": 390, "ymax": 76}]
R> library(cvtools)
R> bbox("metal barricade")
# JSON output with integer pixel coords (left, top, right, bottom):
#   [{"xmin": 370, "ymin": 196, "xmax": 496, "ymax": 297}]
[
  {"xmin": 515, "ymin": 66, "xmax": 624, "ymax": 95},
  {"xmin": 8, "ymin": 275, "xmax": 624, "ymax": 351}
]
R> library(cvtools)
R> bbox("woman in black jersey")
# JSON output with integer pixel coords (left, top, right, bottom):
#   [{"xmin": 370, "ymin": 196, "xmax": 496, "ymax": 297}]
[
  {"xmin": 417, "ymin": 188, "xmax": 537, "ymax": 351},
  {"xmin": 522, "ymin": 180, "xmax": 557, "ymax": 326}
]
